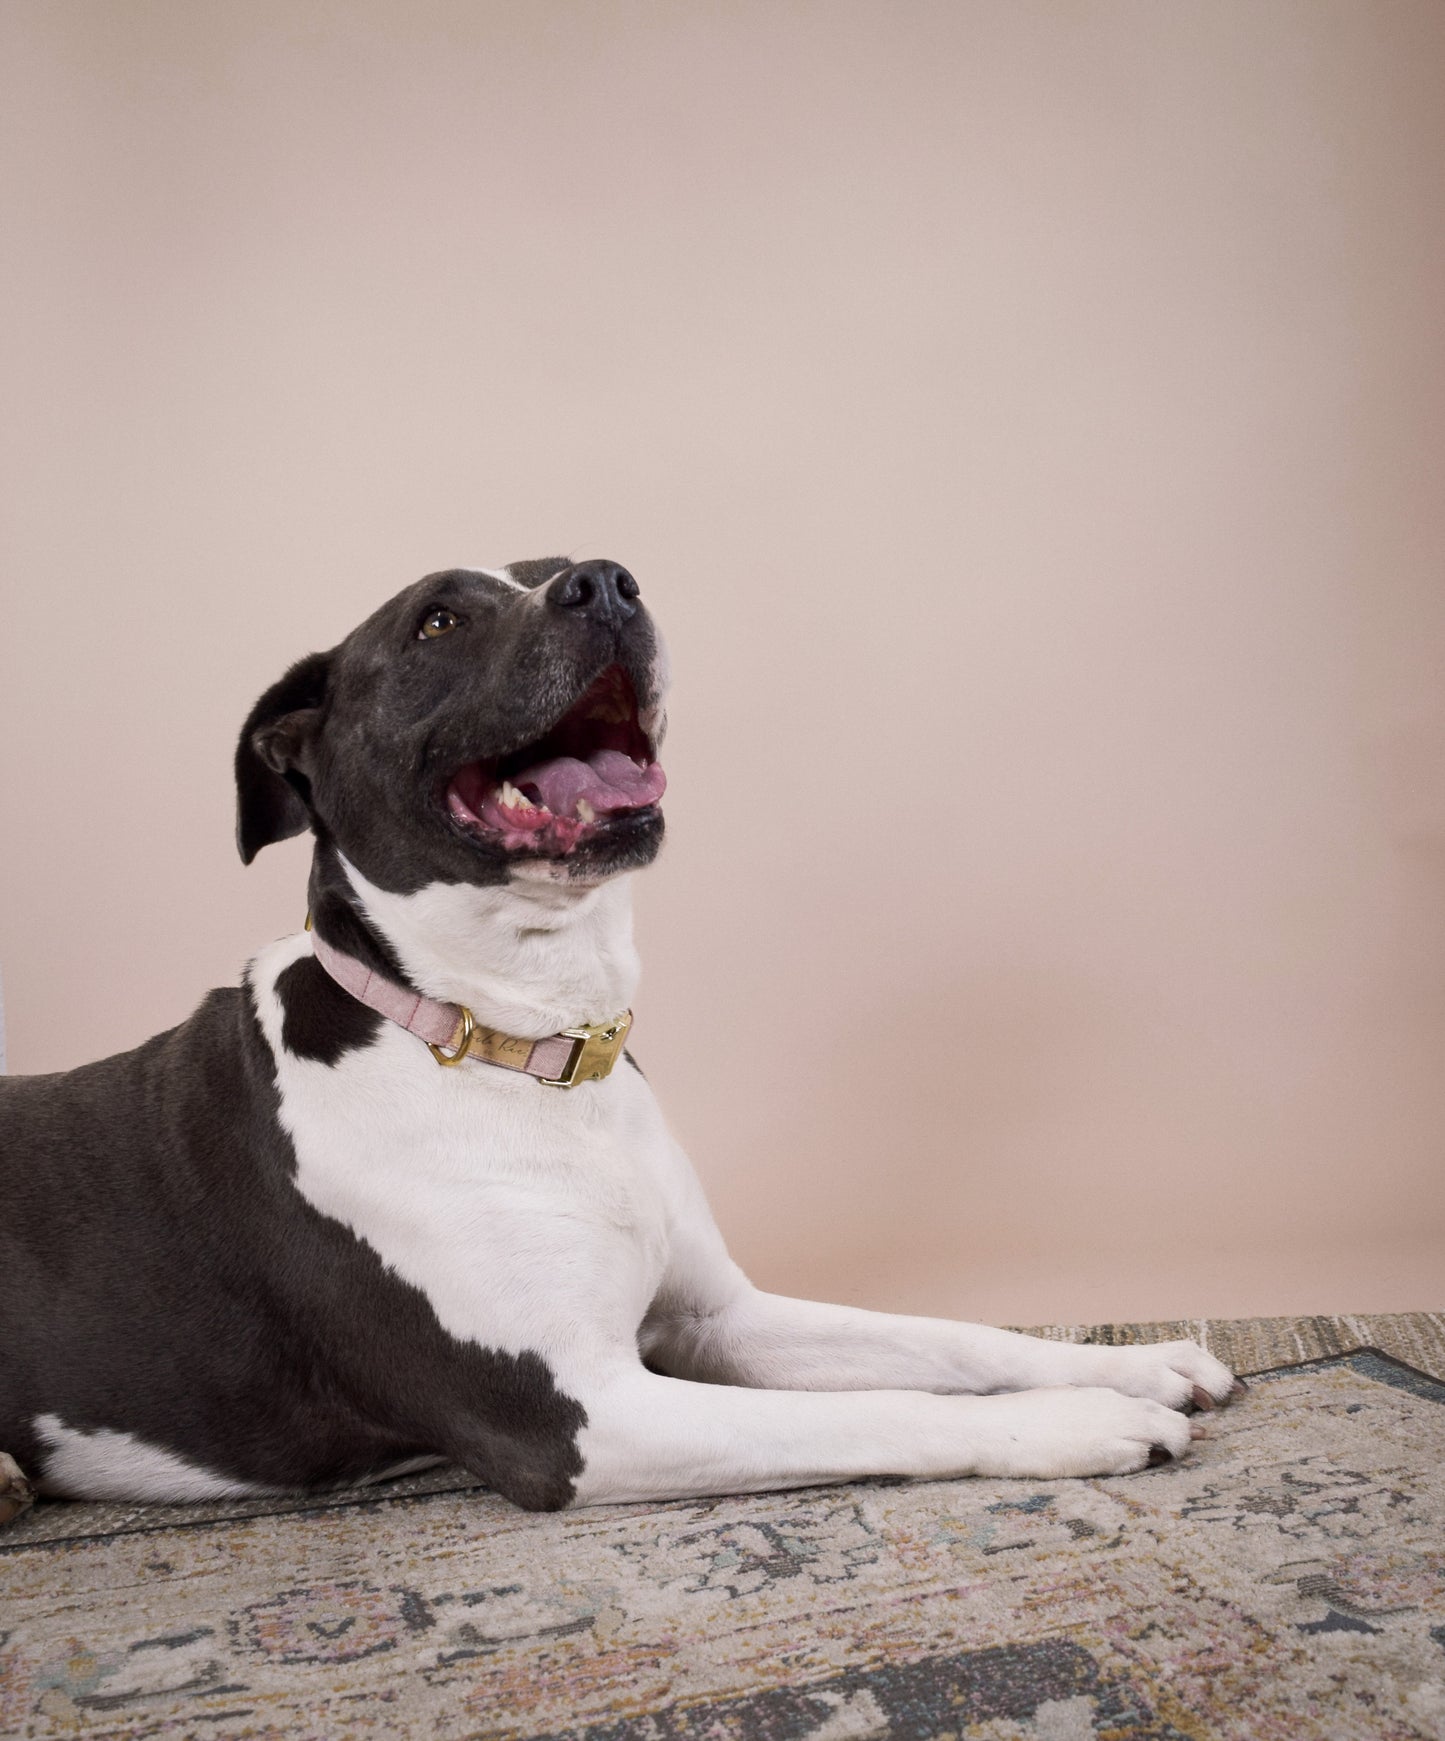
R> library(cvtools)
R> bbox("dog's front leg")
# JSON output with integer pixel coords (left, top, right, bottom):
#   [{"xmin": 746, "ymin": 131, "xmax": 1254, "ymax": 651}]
[
  {"xmin": 566, "ymin": 1362, "xmax": 1199, "ymax": 1505},
  {"xmin": 644, "ymin": 1171, "xmax": 1240, "ymax": 1412},
  {"xmin": 649, "ymin": 1289, "xmax": 1241, "ymax": 1412}
]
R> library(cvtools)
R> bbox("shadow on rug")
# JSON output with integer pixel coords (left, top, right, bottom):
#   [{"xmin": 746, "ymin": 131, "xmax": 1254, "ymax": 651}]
[{"xmin": 2, "ymin": 1323, "xmax": 1444, "ymax": 1739}]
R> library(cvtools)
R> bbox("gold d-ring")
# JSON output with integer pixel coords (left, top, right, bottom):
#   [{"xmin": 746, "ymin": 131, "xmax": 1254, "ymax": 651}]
[{"xmin": 427, "ymin": 1006, "xmax": 475, "ymax": 1067}]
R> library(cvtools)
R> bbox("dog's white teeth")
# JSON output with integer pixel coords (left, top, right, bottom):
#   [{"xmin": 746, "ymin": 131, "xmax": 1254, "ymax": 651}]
[
  {"xmin": 498, "ymin": 781, "xmax": 535, "ymax": 811},
  {"xmin": 639, "ymin": 703, "xmax": 665, "ymax": 746},
  {"xmin": 575, "ymin": 799, "xmax": 596, "ymax": 824}
]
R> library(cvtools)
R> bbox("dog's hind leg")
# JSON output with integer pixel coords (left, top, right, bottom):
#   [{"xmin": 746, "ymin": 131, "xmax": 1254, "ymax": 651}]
[{"xmin": 0, "ymin": 1452, "xmax": 35, "ymax": 1525}]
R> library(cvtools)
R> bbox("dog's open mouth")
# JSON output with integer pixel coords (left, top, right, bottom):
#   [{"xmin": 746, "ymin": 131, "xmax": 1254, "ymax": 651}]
[{"xmin": 445, "ymin": 666, "xmax": 666, "ymax": 854}]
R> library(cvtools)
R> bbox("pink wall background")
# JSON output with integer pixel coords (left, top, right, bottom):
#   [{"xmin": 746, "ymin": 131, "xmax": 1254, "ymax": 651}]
[{"xmin": 3, "ymin": 1, "xmax": 1443, "ymax": 1324}]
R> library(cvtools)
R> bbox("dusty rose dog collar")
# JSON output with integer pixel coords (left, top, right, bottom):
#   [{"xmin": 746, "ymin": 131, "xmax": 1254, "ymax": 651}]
[{"xmin": 309, "ymin": 930, "xmax": 632, "ymax": 1088}]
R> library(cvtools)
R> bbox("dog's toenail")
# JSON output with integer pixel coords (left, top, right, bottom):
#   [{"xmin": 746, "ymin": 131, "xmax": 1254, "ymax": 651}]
[
  {"xmin": 1147, "ymin": 1444, "xmax": 1174, "ymax": 1466},
  {"xmin": 1188, "ymin": 1421, "xmax": 1208, "ymax": 1440},
  {"xmin": 1230, "ymin": 1378, "xmax": 1249, "ymax": 1399},
  {"xmin": 1191, "ymin": 1385, "xmax": 1216, "ymax": 1411}
]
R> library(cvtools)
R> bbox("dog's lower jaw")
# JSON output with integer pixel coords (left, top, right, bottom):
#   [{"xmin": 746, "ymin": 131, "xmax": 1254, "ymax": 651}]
[{"xmin": 338, "ymin": 853, "xmax": 643, "ymax": 1039}]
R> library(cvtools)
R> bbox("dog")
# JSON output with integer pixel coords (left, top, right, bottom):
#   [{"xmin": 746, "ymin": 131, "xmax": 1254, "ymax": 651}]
[{"xmin": 0, "ymin": 557, "xmax": 1242, "ymax": 1525}]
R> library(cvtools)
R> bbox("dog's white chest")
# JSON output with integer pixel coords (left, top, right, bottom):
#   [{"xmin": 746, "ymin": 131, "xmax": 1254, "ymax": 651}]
[{"xmin": 253, "ymin": 940, "xmax": 675, "ymax": 1361}]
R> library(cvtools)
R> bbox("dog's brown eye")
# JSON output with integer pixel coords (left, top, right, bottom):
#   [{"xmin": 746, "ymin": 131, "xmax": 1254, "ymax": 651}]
[{"xmin": 418, "ymin": 608, "xmax": 460, "ymax": 640}]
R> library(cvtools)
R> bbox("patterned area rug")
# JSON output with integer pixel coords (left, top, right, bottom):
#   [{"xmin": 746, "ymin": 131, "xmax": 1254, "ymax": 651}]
[{"xmin": 2, "ymin": 1312, "xmax": 1443, "ymax": 1739}]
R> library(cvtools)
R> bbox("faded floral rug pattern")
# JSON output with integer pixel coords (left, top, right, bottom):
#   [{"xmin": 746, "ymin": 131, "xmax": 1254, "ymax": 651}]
[{"xmin": 2, "ymin": 1313, "xmax": 1443, "ymax": 1739}]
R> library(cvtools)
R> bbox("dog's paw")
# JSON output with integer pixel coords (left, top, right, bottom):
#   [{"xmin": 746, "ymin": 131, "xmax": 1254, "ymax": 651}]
[
  {"xmin": 0, "ymin": 1452, "xmax": 35, "ymax": 1526},
  {"xmin": 1069, "ymin": 1339, "xmax": 1243, "ymax": 1412},
  {"xmin": 966, "ymin": 1386, "xmax": 1200, "ymax": 1480}
]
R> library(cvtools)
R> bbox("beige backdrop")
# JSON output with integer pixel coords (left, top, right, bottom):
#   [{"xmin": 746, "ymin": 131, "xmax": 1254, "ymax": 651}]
[{"xmin": 3, "ymin": 1, "xmax": 1443, "ymax": 1324}]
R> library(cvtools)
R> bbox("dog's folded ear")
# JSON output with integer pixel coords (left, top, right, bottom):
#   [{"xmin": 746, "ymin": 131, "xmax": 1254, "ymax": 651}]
[{"xmin": 235, "ymin": 652, "xmax": 332, "ymax": 864}]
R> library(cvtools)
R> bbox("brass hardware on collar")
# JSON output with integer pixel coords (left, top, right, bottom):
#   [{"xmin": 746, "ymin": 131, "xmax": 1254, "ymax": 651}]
[
  {"xmin": 427, "ymin": 1005, "xmax": 476, "ymax": 1067},
  {"xmin": 541, "ymin": 1012, "xmax": 633, "ymax": 1088},
  {"xmin": 311, "ymin": 926, "xmax": 638, "ymax": 1088},
  {"xmin": 423, "ymin": 1004, "xmax": 631, "ymax": 1085},
  {"xmin": 303, "ymin": 910, "xmax": 313, "ymax": 932}
]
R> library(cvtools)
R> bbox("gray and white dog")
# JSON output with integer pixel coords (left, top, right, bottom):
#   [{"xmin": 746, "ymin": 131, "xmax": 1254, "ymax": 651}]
[{"xmin": 0, "ymin": 558, "xmax": 1242, "ymax": 1525}]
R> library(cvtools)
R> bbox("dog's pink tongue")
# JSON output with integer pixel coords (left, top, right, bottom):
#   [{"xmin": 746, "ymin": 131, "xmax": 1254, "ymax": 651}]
[{"xmin": 515, "ymin": 750, "xmax": 666, "ymax": 817}]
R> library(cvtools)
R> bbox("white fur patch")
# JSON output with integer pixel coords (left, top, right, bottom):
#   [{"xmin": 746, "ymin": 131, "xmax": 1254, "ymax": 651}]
[
  {"xmin": 472, "ymin": 565, "xmax": 529, "ymax": 592},
  {"xmin": 251, "ymin": 917, "xmax": 678, "ymax": 1387},
  {"xmin": 33, "ymin": 1413, "xmax": 280, "ymax": 1502},
  {"xmin": 341, "ymin": 860, "xmax": 642, "ymax": 1035}
]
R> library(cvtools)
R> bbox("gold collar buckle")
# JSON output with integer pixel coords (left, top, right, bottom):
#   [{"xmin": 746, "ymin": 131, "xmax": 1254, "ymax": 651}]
[{"xmin": 541, "ymin": 1011, "xmax": 633, "ymax": 1088}]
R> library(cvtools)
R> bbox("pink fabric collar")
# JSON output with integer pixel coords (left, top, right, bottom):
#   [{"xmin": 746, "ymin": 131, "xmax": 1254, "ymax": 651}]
[{"xmin": 309, "ymin": 930, "xmax": 630, "ymax": 1087}]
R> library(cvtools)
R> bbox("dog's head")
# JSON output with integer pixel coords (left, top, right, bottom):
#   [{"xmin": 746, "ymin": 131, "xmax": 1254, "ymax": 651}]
[{"xmin": 235, "ymin": 559, "xmax": 668, "ymax": 892}]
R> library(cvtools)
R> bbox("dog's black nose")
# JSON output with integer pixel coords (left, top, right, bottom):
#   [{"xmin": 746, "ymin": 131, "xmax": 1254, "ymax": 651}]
[{"xmin": 548, "ymin": 560, "xmax": 640, "ymax": 625}]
